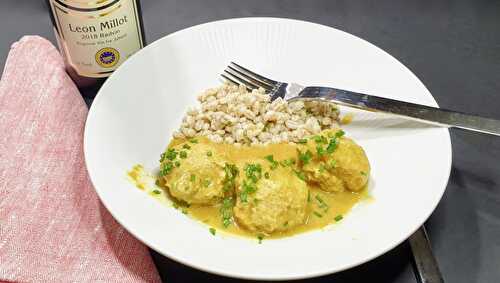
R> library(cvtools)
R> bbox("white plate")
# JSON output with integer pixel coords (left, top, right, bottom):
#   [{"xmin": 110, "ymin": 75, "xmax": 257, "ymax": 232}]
[{"xmin": 84, "ymin": 18, "xmax": 451, "ymax": 280}]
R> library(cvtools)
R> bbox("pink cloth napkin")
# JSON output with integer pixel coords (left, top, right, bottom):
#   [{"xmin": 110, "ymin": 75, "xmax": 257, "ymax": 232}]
[{"xmin": 0, "ymin": 36, "xmax": 161, "ymax": 283}]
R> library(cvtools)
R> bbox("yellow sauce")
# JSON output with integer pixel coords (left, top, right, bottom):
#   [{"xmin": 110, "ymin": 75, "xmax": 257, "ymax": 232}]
[
  {"xmin": 187, "ymin": 186, "xmax": 365, "ymax": 239},
  {"xmin": 129, "ymin": 134, "xmax": 369, "ymax": 241}
]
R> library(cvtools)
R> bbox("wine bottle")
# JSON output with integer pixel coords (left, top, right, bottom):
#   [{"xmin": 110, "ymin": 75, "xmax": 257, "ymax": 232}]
[{"xmin": 46, "ymin": 0, "xmax": 146, "ymax": 97}]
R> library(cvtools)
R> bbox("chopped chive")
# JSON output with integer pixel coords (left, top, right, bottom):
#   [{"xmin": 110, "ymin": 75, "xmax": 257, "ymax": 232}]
[
  {"xmin": 315, "ymin": 195, "xmax": 325, "ymax": 204},
  {"xmin": 307, "ymin": 191, "xmax": 311, "ymax": 202},
  {"xmin": 298, "ymin": 149, "xmax": 313, "ymax": 165},
  {"xmin": 264, "ymin": 155, "xmax": 274, "ymax": 163},
  {"xmin": 329, "ymin": 160, "xmax": 337, "ymax": 169},
  {"xmin": 334, "ymin": 215, "xmax": 343, "ymax": 222},
  {"xmin": 182, "ymin": 144, "xmax": 191, "ymax": 150},
  {"xmin": 319, "ymin": 164, "xmax": 326, "ymax": 173},
  {"xmin": 173, "ymin": 203, "xmax": 179, "ymax": 209},
  {"xmin": 159, "ymin": 153, "xmax": 166, "ymax": 162},
  {"xmin": 264, "ymin": 172, "xmax": 270, "ymax": 179},
  {"xmin": 280, "ymin": 158, "xmax": 296, "ymax": 167},
  {"xmin": 206, "ymin": 151, "xmax": 213, "ymax": 157},
  {"xmin": 189, "ymin": 138, "xmax": 199, "ymax": 144},
  {"xmin": 202, "ymin": 179, "xmax": 211, "ymax": 187},
  {"xmin": 159, "ymin": 162, "xmax": 174, "ymax": 176},
  {"xmin": 209, "ymin": 227, "xmax": 216, "ymax": 235},
  {"xmin": 293, "ymin": 170, "xmax": 306, "ymax": 181},
  {"xmin": 182, "ymin": 209, "xmax": 188, "ymax": 214},
  {"xmin": 313, "ymin": 211, "xmax": 323, "ymax": 218},
  {"xmin": 165, "ymin": 148, "xmax": 178, "ymax": 160},
  {"xmin": 174, "ymin": 161, "xmax": 181, "ymax": 167},
  {"xmin": 326, "ymin": 137, "xmax": 338, "ymax": 154},
  {"xmin": 316, "ymin": 145, "xmax": 325, "ymax": 156},
  {"xmin": 360, "ymin": 171, "xmax": 368, "ymax": 176},
  {"xmin": 220, "ymin": 197, "xmax": 234, "ymax": 228},
  {"xmin": 313, "ymin": 135, "xmax": 328, "ymax": 144},
  {"xmin": 152, "ymin": 189, "xmax": 161, "ymax": 195},
  {"xmin": 190, "ymin": 174, "xmax": 196, "ymax": 182},
  {"xmin": 155, "ymin": 179, "xmax": 161, "ymax": 186},
  {"xmin": 244, "ymin": 163, "xmax": 262, "ymax": 183},
  {"xmin": 257, "ymin": 234, "xmax": 264, "ymax": 244},
  {"xmin": 222, "ymin": 163, "xmax": 239, "ymax": 192},
  {"xmin": 335, "ymin": 130, "xmax": 345, "ymax": 138},
  {"xmin": 265, "ymin": 155, "xmax": 279, "ymax": 170},
  {"xmin": 179, "ymin": 151, "xmax": 187, "ymax": 159},
  {"xmin": 297, "ymin": 138, "xmax": 308, "ymax": 144},
  {"xmin": 283, "ymin": 221, "xmax": 289, "ymax": 227}
]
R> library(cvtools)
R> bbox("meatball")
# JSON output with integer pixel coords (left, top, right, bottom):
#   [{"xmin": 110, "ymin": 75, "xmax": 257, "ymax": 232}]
[
  {"xmin": 302, "ymin": 130, "xmax": 370, "ymax": 192},
  {"xmin": 233, "ymin": 166, "xmax": 309, "ymax": 234},
  {"xmin": 162, "ymin": 142, "xmax": 226, "ymax": 205}
]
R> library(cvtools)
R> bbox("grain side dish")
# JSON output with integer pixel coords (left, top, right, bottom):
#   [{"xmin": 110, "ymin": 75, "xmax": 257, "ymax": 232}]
[
  {"xmin": 129, "ymin": 83, "xmax": 370, "ymax": 242},
  {"xmin": 173, "ymin": 82, "xmax": 341, "ymax": 145}
]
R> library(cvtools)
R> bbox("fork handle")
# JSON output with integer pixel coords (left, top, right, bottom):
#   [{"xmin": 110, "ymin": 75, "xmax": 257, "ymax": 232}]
[{"xmin": 300, "ymin": 87, "xmax": 500, "ymax": 136}]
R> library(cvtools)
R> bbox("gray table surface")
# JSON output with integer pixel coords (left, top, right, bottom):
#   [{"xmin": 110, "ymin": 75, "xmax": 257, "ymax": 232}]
[{"xmin": 1, "ymin": 1, "xmax": 499, "ymax": 282}]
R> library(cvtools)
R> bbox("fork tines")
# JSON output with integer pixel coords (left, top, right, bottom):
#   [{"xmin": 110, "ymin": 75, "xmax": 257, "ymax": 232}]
[{"xmin": 222, "ymin": 62, "xmax": 277, "ymax": 92}]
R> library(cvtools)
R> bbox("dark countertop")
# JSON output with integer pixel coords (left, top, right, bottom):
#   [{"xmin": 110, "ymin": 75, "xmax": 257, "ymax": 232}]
[{"xmin": 1, "ymin": 1, "xmax": 499, "ymax": 282}]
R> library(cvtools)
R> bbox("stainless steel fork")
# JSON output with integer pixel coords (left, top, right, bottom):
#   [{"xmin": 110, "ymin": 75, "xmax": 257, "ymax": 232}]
[{"xmin": 222, "ymin": 62, "xmax": 500, "ymax": 136}]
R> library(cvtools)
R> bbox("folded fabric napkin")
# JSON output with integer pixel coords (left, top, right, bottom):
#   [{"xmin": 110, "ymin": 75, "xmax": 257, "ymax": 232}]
[{"xmin": 0, "ymin": 36, "xmax": 161, "ymax": 282}]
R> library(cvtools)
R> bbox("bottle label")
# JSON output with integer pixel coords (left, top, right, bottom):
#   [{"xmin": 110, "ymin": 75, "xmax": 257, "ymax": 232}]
[{"xmin": 49, "ymin": 0, "xmax": 143, "ymax": 78}]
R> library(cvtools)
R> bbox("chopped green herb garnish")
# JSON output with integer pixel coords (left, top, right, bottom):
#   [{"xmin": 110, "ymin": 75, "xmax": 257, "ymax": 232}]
[
  {"xmin": 209, "ymin": 227, "xmax": 216, "ymax": 235},
  {"xmin": 298, "ymin": 149, "xmax": 313, "ymax": 165},
  {"xmin": 329, "ymin": 160, "xmax": 337, "ymax": 169},
  {"xmin": 181, "ymin": 209, "xmax": 188, "ymax": 214},
  {"xmin": 173, "ymin": 203, "xmax": 179, "ymax": 209},
  {"xmin": 165, "ymin": 148, "xmax": 178, "ymax": 160},
  {"xmin": 313, "ymin": 211, "xmax": 323, "ymax": 218},
  {"xmin": 190, "ymin": 174, "xmax": 196, "ymax": 182},
  {"xmin": 202, "ymin": 179, "xmax": 211, "ymax": 187},
  {"xmin": 360, "ymin": 171, "xmax": 368, "ymax": 176},
  {"xmin": 179, "ymin": 151, "xmax": 187, "ymax": 159},
  {"xmin": 334, "ymin": 215, "xmax": 343, "ymax": 222},
  {"xmin": 297, "ymin": 138, "xmax": 308, "ymax": 144},
  {"xmin": 326, "ymin": 137, "xmax": 339, "ymax": 153},
  {"xmin": 313, "ymin": 135, "xmax": 328, "ymax": 144},
  {"xmin": 174, "ymin": 161, "xmax": 181, "ymax": 167},
  {"xmin": 264, "ymin": 155, "xmax": 279, "ymax": 170},
  {"xmin": 159, "ymin": 162, "xmax": 174, "ymax": 176},
  {"xmin": 307, "ymin": 191, "xmax": 311, "ymax": 202},
  {"xmin": 189, "ymin": 138, "xmax": 199, "ymax": 144},
  {"xmin": 316, "ymin": 145, "xmax": 325, "ymax": 156},
  {"xmin": 220, "ymin": 197, "xmax": 234, "ymax": 227},
  {"xmin": 240, "ymin": 180, "xmax": 257, "ymax": 202},
  {"xmin": 264, "ymin": 172, "xmax": 270, "ymax": 179},
  {"xmin": 206, "ymin": 151, "xmax": 213, "ymax": 157},
  {"xmin": 315, "ymin": 195, "xmax": 329, "ymax": 210},
  {"xmin": 319, "ymin": 164, "xmax": 326, "ymax": 173},
  {"xmin": 335, "ymin": 130, "xmax": 345, "ymax": 137},
  {"xmin": 280, "ymin": 158, "xmax": 296, "ymax": 167},
  {"xmin": 245, "ymin": 163, "xmax": 262, "ymax": 183},
  {"xmin": 293, "ymin": 170, "xmax": 306, "ymax": 181},
  {"xmin": 283, "ymin": 221, "xmax": 289, "ymax": 227},
  {"xmin": 257, "ymin": 234, "xmax": 264, "ymax": 244},
  {"xmin": 159, "ymin": 153, "xmax": 166, "ymax": 162},
  {"xmin": 222, "ymin": 163, "xmax": 239, "ymax": 192},
  {"xmin": 315, "ymin": 195, "xmax": 325, "ymax": 204},
  {"xmin": 155, "ymin": 179, "xmax": 161, "ymax": 186},
  {"xmin": 152, "ymin": 189, "xmax": 161, "ymax": 195},
  {"xmin": 182, "ymin": 144, "xmax": 191, "ymax": 150}
]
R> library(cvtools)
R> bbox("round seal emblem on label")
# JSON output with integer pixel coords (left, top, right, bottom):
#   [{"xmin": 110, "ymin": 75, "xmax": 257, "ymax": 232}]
[{"xmin": 95, "ymin": 47, "xmax": 120, "ymax": 68}]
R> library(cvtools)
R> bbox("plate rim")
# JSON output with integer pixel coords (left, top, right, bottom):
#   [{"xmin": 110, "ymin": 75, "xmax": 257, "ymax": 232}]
[{"xmin": 84, "ymin": 17, "xmax": 452, "ymax": 280}]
